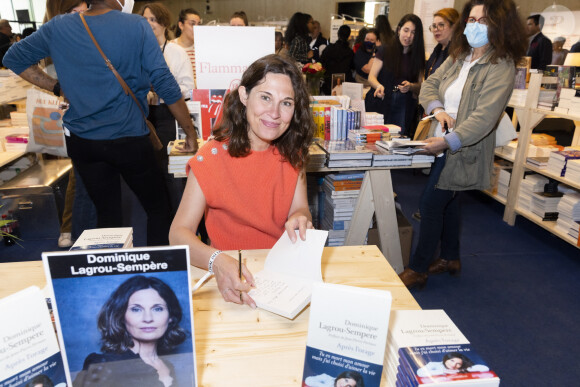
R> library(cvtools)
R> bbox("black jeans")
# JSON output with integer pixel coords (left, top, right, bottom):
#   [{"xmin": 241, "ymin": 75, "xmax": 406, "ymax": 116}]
[{"xmin": 66, "ymin": 132, "xmax": 171, "ymax": 246}]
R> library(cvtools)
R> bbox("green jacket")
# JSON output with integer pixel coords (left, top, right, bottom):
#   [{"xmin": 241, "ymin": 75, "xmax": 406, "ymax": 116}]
[{"xmin": 419, "ymin": 48, "xmax": 515, "ymax": 191}]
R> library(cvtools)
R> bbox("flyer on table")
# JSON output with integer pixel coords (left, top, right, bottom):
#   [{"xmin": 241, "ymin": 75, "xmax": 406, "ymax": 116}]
[
  {"xmin": 302, "ymin": 283, "xmax": 392, "ymax": 387},
  {"xmin": 42, "ymin": 246, "xmax": 197, "ymax": 387},
  {"xmin": 0, "ymin": 286, "xmax": 67, "ymax": 387}
]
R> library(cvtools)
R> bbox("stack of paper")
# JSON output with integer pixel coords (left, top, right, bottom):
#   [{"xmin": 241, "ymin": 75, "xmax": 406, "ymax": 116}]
[
  {"xmin": 376, "ymin": 139, "xmax": 427, "ymax": 155},
  {"xmin": 497, "ymin": 168, "xmax": 511, "ymax": 200},
  {"xmin": 317, "ymin": 140, "xmax": 373, "ymax": 168},
  {"xmin": 546, "ymin": 150, "xmax": 580, "ymax": 177},
  {"xmin": 385, "ymin": 309, "xmax": 499, "ymax": 387},
  {"xmin": 526, "ymin": 156, "xmax": 549, "ymax": 168},
  {"xmin": 565, "ymin": 159, "xmax": 580, "ymax": 182},
  {"xmin": 365, "ymin": 112, "xmax": 384, "ymax": 126},
  {"xmin": 518, "ymin": 174, "xmax": 549, "ymax": 211},
  {"xmin": 531, "ymin": 191, "xmax": 563, "ymax": 220},
  {"xmin": 555, "ymin": 192, "xmax": 580, "ymax": 240},
  {"xmin": 321, "ymin": 172, "xmax": 364, "ymax": 246},
  {"xmin": 168, "ymin": 139, "xmax": 196, "ymax": 178},
  {"xmin": 70, "ymin": 227, "xmax": 133, "ymax": 250}
]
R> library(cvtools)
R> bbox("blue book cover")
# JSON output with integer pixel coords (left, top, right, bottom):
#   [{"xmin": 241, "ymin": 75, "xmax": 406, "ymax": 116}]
[{"xmin": 398, "ymin": 344, "xmax": 499, "ymax": 385}]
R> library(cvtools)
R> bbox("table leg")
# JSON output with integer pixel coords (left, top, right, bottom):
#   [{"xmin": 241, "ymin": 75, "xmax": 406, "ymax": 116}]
[{"xmin": 345, "ymin": 170, "xmax": 404, "ymax": 273}]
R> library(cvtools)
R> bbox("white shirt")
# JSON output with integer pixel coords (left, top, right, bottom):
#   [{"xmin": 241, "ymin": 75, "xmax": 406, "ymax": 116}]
[{"xmin": 162, "ymin": 41, "xmax": 194, "ymax": 98}]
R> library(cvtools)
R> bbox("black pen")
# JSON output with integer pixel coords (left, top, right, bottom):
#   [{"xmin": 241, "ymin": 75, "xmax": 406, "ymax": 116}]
[{"xmin": 238, "ymin": 250, "xmax": 243, "ymax": 302}]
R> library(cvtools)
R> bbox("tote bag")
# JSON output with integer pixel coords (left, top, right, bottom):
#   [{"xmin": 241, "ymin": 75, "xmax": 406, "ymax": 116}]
[{"xmin": 25, "ymin": 87, "xmax": 68, "ymax": 157}]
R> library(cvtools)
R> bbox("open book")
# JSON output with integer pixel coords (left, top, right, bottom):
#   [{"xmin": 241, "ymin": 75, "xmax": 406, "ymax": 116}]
[
  {"xmin": 376, "ymin": 139, "xmax": 427, "ymax": 154},
  {"xmin": 248, "ymin": 229, "xmax": 328, "ymax": 319}
]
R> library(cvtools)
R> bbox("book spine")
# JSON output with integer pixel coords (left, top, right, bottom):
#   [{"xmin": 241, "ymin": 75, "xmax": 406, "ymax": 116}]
[{"xmin": 324, "ymin": 106, "xmax": 331, "ymax": 141}]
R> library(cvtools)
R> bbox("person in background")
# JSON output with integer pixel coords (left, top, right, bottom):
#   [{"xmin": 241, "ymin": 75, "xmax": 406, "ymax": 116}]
[
  {"xmin": 172, "ymin": 8, "xmax": 201, "ymax": 87},
  {"xmin": 0, "ymin": 19, "xmax": 13, "ymax": 67},
  {"xmin": 275, "ymin": 30, "xmax": 288, "ymax": 57},
  {"xmin": 309, "ymin": 20, "xmax": 328, "ymax": 63},
  {"xmin": 139, "ymin": 2, "xmax": 194, "ymax": 218},
  {"xmin": 352, "ymin": 26, "xmax": 368, "ymax": 53},
  {"xmin": 399, "ymin": 0, "xmax": 526, "ymax": 289},
  {"xmin": 525, "ymin": 14, "xmax": 552, "ymax": 71},
  {"xmin": 21, "ymin": 27, "xmax": 36, "ymax": 39},
  {"xmin": 3, "ymin": 0, "xmax": 198, "ymax": 247},
  {"xmin": 43, "ymin": 0, "xmax": 96, "ymax": 249},
  {"xmin": 551, "ymin": 36, "xmax": 568, "ymax": 65},
  {"xmin": 354, "ymin": 28, "xmax": 379, "ymax": 87},
  {"xmin": 367, "ymin": 14, "xmax": 425, "ymax": 137},
  {"xmin": 425, "ymin": 8, "xmax": 460, "ymax": 79},
  {"xmin": 320, "ymin": 24, "xmax": 353, "ymax": 95},
  {"xmin": 571, "ymin": 39, "xmax": 580, "ymax": 53},
  {"xmin": 230, "ymin": 11, "xmax": 248, "ymax": 26},
  {"xmin": 169, "ymin": 54, "xmax": 314, "ymax": 307},
  {"xmin": 374, "ymin": 14, "xmax": 394, "ymax": 47},
  {"xmin": 286, "ymin": 12, "xmax": 314, "ymax": 65}
]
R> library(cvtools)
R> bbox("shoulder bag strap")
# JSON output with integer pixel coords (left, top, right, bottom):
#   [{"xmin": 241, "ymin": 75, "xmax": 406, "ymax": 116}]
[{"xmin": 79, "ymin": 13, "xmax": 148, "ymax": 121}]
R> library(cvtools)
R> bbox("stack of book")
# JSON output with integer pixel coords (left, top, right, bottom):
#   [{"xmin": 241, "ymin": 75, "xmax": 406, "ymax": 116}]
[
  {"xmin": 70, "ymin": 227, "xmax": 133, "ymax": 250},
  {"xmin": 386, "ymin": 309, "xmax": 499, "ymax": 387},
  {"xmin": 530, "ymin": 191, "xmax": 563, "ymax": 221},
  {"xmin": 9, "ymin": 111, "xmax": 27, "ymax": 127},
  {"xmin": 375, "ymin": 139, "xmax": 426, "ymax": 155},
  {"xmin": 555, "ymin": 192, "xmax": 580, "ymax": 240},
  {"xmin": 320, "ymin": 172, "xmax": 364, "ymax": 246},
  {"xmin": 497, "ymin": 141, "xmax": 517, "ymax": 159},
  {"xmin": 546, "ymin": 150, "xmax": 580, "ymax": 177},
  {"xmin": 537, "ymin": 89, "xmax": 557, "ymax": 110},
  {"xmin": 364, "ymin": 112, "xmax": 384, "ymax": 126},
  {"xmin": 310, "ymin": 104, "xmax": 362, "ymax": 141},
  {"xmin": 412, "ymin": 154, "xmax": 436, "ymax": 165},
  {"xmin": 565, "ymin": 159, "xmax": 580, "ymax": 181},
  {"xmin": 317, "ymin": 140, "xmax": 373, "ymax": 168},
  {"xmin": 308, "ymin": 142, "xmax": 327, "ymax": 169},
  {"xmin": 347, "ymin": 129, "xmax": 385, "ymax": 144},
  {"xmin": 168, "ymin": 139, "xmax": 196, "ymax": 177},
  {"xmin": 555, "ymin": 88, "xmax": 580, "ymax": 115},
  {"xmin": 518, "ymin": 174, "xmax": 549, "ymax": 211},
  {"xmin": 366, "ymin": 144, "xmax": 412, "ymax": 167},
  {"xmin": 526, "ymin": 156, "xmax": 549, "ymax": 169},
  {"xmin": 497, "ymin": 168, "xmax": 511, "ymax": 200},
  {"xmin": 509, "ymin": 88, "xmax": 527, "ymax": 107}
]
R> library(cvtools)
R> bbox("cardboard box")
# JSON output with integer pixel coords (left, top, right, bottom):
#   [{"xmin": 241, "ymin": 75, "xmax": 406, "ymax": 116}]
[{"xmin": 367, "ymin": 209, "xmax": 413, "ymax": 267}]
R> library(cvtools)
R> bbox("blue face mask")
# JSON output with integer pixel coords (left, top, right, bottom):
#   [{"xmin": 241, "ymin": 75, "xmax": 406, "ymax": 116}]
[{"xmin": 463, "ymin": 22, "xmax": 489, "ymax": 48}]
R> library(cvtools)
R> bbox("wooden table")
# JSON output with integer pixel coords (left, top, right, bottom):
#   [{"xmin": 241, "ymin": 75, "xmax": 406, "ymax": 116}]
[{"xmin": 0, "ymin": 245, "xmax": 420, "ymax": 386}]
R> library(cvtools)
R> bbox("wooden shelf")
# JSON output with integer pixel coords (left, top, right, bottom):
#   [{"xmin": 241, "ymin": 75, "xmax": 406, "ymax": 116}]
[
  {"xmin": 482, "ymin": 189, "xmax": 507, "ymax": 205},
  {"xmin": 0, "ymin": 151, "xmax": 26, "ymax": 169},
  {"xmin": 494, "ymin": 148, "xmax": 515, "ymax": 162},
  {"xmin": 515, "ymin": 207, "xmax": 579, "ymax": 249},
  {"xmin": 524, "ymin": 163, "xmax": 580, "ymax": 190}
]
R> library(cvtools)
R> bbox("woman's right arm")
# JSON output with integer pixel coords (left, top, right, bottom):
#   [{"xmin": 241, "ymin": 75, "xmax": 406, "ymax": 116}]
[
  {"xmin": 169, "ymin": 170, "xmax": 255, "ymax": 307},
  {"xmin": 367, "ymin": 57, "xmax": 385, "ymax": 98}
]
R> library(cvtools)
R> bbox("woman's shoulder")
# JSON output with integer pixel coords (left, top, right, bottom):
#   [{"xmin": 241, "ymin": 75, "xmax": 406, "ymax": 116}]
[{"xmin": 83, "ymin": 351, "xmax": 137, "ymax": 368}]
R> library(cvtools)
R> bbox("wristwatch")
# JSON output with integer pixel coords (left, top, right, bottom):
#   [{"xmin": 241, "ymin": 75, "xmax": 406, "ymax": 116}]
[{"xmin": 53, "ymin": 81, "xmax": 61, "ymax": 97}]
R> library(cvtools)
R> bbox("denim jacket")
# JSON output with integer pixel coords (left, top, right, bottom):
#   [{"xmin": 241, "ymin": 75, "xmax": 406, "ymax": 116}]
[{"xmin": 419, "ymin": 48, "xmax": 515, "ymax": 190}]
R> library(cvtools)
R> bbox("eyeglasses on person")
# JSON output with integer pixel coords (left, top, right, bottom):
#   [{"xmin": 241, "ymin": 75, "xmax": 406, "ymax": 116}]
[
  {"xmin": 465, "ymin": 16, "xmax": 488, "ymax": 25},
  {"xmin": 429, "ymin": 22, "xmax": 448, "ymax": 32}
]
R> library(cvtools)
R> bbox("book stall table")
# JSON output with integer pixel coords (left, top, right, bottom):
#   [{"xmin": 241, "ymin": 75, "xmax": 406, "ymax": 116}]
[
  {"xmin": 0, "ymin": 245, "xmax": 420, "ymax": 387},
  {"xmin": 308, "ymin": 164, "xmax": 431, "ymax": 274}
]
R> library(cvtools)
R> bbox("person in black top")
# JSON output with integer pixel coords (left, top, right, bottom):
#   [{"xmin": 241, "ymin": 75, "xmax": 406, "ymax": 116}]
[
  {"xmin": 425, "ymin": 8, "xmax": 459, "ymax": 79},
  {"xmin": 75, "ymin": 276, "xmax": 190, "ymax": 387},
  {"xmin": 0, "ymin": 19, "xmax": 13, "ymax": 67},
  {"xmin": 320, "ymin": 25, "xmax": 353, "ymax": 95},
  {"xmin": 309, "ymin": 20, "xmax": 328, "ymax": 63},
  {"xmin": 353, "ymin": 28, "xmax": 379, "ymax": 87},
  {"xmin": 525, "ymin": 14, "xmax": 552, "ymax": 71}
]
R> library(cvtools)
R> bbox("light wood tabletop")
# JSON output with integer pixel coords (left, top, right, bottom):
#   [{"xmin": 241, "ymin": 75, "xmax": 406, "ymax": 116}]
[{"xmin": 0, "ymin": 245, "xmax": 420, "ymax": 386}]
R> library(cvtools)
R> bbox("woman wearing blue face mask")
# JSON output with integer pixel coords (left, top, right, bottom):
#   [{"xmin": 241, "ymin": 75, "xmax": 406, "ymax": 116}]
[{"xmin": 399, "ymin": 0, "xmax": 527, "ymax": 289}]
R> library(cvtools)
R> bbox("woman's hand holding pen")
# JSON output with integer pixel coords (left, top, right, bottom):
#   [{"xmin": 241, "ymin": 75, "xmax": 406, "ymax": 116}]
[
  {"xmin": 434, "ymin": 109, "xmax": 455, "ymax": 133},
  {"xmin": 213, "ymin": 253, "xmax": 256, "ymax": 308}
]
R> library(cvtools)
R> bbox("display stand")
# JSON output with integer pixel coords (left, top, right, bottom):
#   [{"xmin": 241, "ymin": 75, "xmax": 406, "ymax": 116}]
[{"xmin": 494, "ymin": 73, "xmax": 580, "ymax": 248}]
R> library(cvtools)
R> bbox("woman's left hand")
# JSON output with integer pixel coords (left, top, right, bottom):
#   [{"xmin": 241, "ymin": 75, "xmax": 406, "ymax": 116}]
[
  {"xmin": 421, "ymin": 137, "xmax": 449, "ymax": 156},
  {"xmin": 285, "ymin": 214, "xmax": 313, "ymax": 243},
  {"xmin": 398, "ymin": 81, "xmax": 412, "ymax": 93}
]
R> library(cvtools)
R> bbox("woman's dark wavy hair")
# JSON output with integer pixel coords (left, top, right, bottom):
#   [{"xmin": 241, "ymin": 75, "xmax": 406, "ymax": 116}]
[
  {"xmin": 174, "ymin": 8, "xmax": 200, "ymax": 38},
  {"xmin": 450, "ymin": 0, "xmax": 526, "ymax": 66},
  {"xmin": 97, "ymin": 275, "xmax": 187, "ymax": 354},
  {"xmin": 335, "ymin": 370, "xmax": 365, "ymax": 387},
  {"xmin": 138, "ymin": 2, "xmax": 173, "ymax": 41},
  {"xmin": 375, "ymin": 14, "xmax": 394, "ymax": 44},
  {"xmin": 25, "ymin": 375, "xmax": 53, "ymax": 387},
  {"xmin": 443, "ymin": 352, "xmax": 475, "ymax": 373},
  {"xmin": 284, "ymin": 12, "xmax": 312, "ymax": 45},
  {"xmin": 213, "ymin": 54, "xmax": 313, "ymax": 170},
  {"xmin": 384, "ymin": 14, "xmax": 425, "ymax": 83}
]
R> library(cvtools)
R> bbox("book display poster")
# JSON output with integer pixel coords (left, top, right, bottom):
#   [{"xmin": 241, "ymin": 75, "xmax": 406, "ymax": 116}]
[
  {"xmin": 179, "ymin": 100, "xmax": 202, "ymax": 140},
  {"xmin": 194, "ymin": 26, "xmax": 274, "ymax": 90},
  {"xmin": 0, "ymin": 286, "xmax": 67, "ymax": 387},
  {"xmin": 303, "ymin": 283, "xmax": 392, "ymax": 387},
  {"xmin": 331, "ymin": 73, "xmax": 345, "ymax": 96},
  {"xmin": 42, "ymin": 246, "xmax": 197, "ymax": 387},
  {"xmin": 191, "ymin": 89, "xmax": 226, "ymax": 140}
]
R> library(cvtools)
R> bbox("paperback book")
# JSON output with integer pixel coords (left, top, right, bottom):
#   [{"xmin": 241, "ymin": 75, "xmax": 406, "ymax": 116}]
[
  {"xmin": 302, "ymin": 283, "xmax": 392, "ymax": 387},
  {"xmin": 248, "ymin": 229, "xmax": 328, "ymax": 319},
  {"xmin": 0, "ymin": 286, "xmax": 67, "ymax": 387},
  {"xmin": 70, "ymin": 227, "xmax": 133, "ymax": 250},
  {"xmin": 42, "ymin": 246, "xmax": 197, "ymax": 386}
]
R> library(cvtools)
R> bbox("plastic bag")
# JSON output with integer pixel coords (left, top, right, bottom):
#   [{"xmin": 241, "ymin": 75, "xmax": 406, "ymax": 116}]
[{"xmin": 25, "ymin": 87, "xmax": 68, "ymax": 157}]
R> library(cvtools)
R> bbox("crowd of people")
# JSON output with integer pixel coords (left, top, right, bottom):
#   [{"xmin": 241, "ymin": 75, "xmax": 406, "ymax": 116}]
[{"xmin": 1, "ymin": 0, "xmax": 579, "ymax": 302}]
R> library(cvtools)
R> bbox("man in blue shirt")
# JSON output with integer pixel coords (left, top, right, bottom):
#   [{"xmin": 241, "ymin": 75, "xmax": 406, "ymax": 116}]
[{"xmin": 4, "ymin": 0, "xmax": 198, "ymax": 245}]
